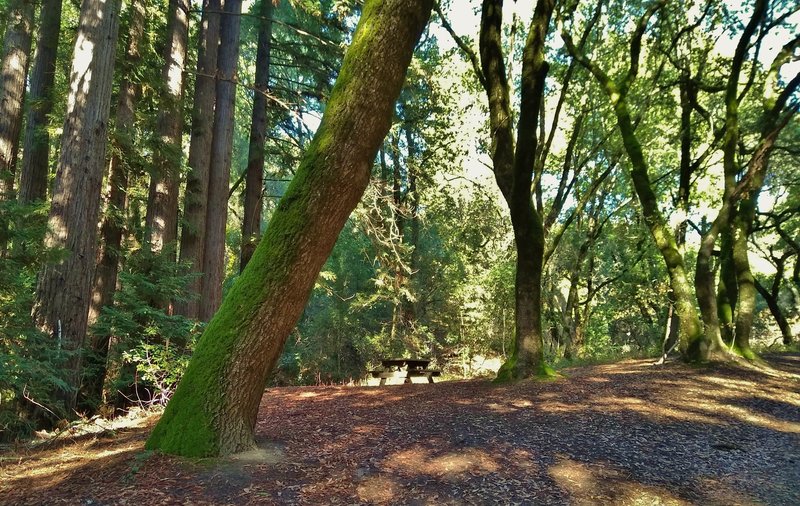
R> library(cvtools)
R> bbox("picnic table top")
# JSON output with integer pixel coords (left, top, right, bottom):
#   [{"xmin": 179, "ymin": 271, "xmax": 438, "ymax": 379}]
[{"xmin": 380, "ymin": 358, "xmax": 431, "ymax": 369}]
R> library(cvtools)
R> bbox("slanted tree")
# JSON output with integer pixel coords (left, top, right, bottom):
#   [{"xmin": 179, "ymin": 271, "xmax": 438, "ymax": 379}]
[
  {"xmin": 563, "ymin": 0, "xmax": 713, "ymax": 362},
  {"xmin": 31, "ymin": 0, "xmax": 122, "ymax": 414},
  {"xmin": 147, "ymin": 0, "xmax": 433, "ymax": 457}
]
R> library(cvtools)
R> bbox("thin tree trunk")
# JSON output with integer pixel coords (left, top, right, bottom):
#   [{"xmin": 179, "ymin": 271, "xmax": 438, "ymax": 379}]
[
  {"xmin": 240, "ymin": 0, "xmax": 273, "ymax": 272},
  {"xmin": 31, "ymin": 0, "xmax": 122, "ymax": 416},
  {"xmin": 147, "ymin": 0, "xmax": 432, "ymax": 457},
  {"xmin": 176, "ymin": 0, "xmax": 221, "ymax": 319},
  {"xmin": 0, "ymin": 0, "xmax": 34, "ymax": 252},
  {"xmin": 85, "ymin": 0, "xmax": 147, "ymax": 406},
  {"xmin": 564, "ymin": 2, "xmax": 709, "ymax": 362},
  {"xmin": 754, "ymin": 278, "xmax": 793, "ymax": 345},
  {"xmin": 200, "ymin": 0, "xmax": 242, "ymax": 322},
  {"xmin": 406, "ymin": 127, "xmax": 420, "ymax": 275},
  {"xmin": 19, "ymin": 0, "xmax": 62, "ymax": 204},
  {"xmin": 145, "ymin": 0, "xmax": 190, "ymax": 254}
]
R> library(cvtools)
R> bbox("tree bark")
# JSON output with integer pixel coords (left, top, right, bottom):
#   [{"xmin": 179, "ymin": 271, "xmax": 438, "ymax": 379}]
[
  {"xmin": 18, "ymin": 0, "xmax": 62, "ymax": 204},
  {"xmin": 754, "ymin": 278, "xmax": 793, "ymax": 345},
  {"xmin": 176, "ymin": 0, "xmax": 221, "ymax": 319},
  {"xmin": 31, "ymin": 0, "xmax": 122, "ymax": 415},
  {"xmin": 564, "ymin": 1, "xmax": 709, "ymax": 362},
  {"xmin": 145, "ymin": 0, "xmax": 190, "ymax": 254},
  {"xmin": 199, "ymin": 0, "xmax": 243, "ymax": 321},
  {"xmin": 240, "ymin": 0, "xmax": 273, "ymax": 272},
  {"xmin": 0, "ymin": 0, "xmax": 34, "ymax": 252},
  {"xmin": 147, "ymin": 0, "xmax": 432, "ymax": 457},
  {"xmin": 85, "ymin": 0, "xmax": 147, "ymax": 405},
  {"xmin": 479, "ymin": 0, "xmax": 554, "ymax": 380}
]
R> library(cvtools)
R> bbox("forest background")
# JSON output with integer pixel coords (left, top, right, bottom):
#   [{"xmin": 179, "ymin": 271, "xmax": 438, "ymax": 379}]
[{"xmin": 0, "ymin": 0, "xmax": 798, "ymax": 441}]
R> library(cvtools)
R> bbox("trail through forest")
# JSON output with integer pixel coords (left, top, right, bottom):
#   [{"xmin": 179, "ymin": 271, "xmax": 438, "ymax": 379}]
[{"xmin": 2, "ymin": 355, "xmax": 799, "ymax": 505}]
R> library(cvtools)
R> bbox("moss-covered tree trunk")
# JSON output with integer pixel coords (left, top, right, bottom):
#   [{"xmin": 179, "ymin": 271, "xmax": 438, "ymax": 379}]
[
  {"xmin": 564, "ymin": 1, "xmax": 709, "ymax": 362},
  {"xmin": 616, "ymin": 103, "xmax": 708, "ymax": 360},
  {"xmin": 478, "ymin": 0, "xmax": 554, "ymax": 381},
  {"xmin": 147, "ymin": 0, "xmax": 433, "ymax": 457}
]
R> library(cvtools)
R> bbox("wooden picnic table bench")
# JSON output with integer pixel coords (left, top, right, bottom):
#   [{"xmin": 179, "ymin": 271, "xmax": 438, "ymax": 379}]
[{"xmin": 369, "ymin": 358, "xmax": 441, "ymax": 385}]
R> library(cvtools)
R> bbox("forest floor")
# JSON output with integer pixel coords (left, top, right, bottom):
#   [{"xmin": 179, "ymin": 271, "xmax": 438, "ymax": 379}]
[{"xmin": 1, "ymin": 354, "xmax": 799, "ymax": 506}]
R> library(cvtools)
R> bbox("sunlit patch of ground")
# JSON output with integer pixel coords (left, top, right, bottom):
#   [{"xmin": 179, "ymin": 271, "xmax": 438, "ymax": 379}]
[
  {"xmin": 1, "ymin": 353, "xmax": 798, "ymax": 505},
  {"xmin": 549, "ymin": 457, "xmax": 690, "ymax": 505}
]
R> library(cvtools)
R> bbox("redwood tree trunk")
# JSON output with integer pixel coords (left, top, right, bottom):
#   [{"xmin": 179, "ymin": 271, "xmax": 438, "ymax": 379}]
[
  {"xmin": 32, "ymin": 0, "xmax": 122, "ymax": 415},
  {"xmin": 147, "ymin": 0, "xmax": 433, "ymax": 457},
  {"xmin": 145, "ymin": 0, "xmax": 190, "ymax": 253},
  {"xmin": 85, "ymin": 0, "xmax": 147, "ymax": 405},
  {"xmin": 176, "ymin": 0, "xmax": 221, "ymax": 319},
  {"xmin": 19, "ymin": 0, "xmax": 62, "ymax": 204},
  {"xmin": 200, "ymin": 0, "xmax": 242, "ymax": 321},
  {"xmin": 240, "ymin": 0, "xmax": 273, "ymax": 272},
  {"xmin": 0, "ymin": 0, "xmax": 34, "ymax": 252}
]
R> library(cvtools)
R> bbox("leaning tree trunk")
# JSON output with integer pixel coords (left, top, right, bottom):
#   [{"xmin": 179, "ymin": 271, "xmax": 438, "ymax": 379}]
[
  {"xmin": 145, "ymin": 0, "xmax": 190, "ymax": 254},
  {"xmin": 18, "ymin": 0, "xmax": 63, "ymax": 204},
  {"xmin": 755, "ymin": 278, "xmax": 793, "ymax": 345},
  {"xmin": 614, "ymin": 101, "xmax": 708, "ymax": 361},
  {"xmin": 199, "ymin": 0, "xmax": 242, "ymax": 321},
  {"xmin": 176, "ymin": 0, "xmax": 222, "ymax": 319},
  {"xmin": 563, "ymin": 1, "xmax": 708, "ymax": 362},
  {"xmin": 240, "ymin": 0, "xmax": 273, "ymax": 272},
  {"xmin": 0, "ymin": 0, "xmax": 35, "ymax": 252},
  {"xmin": 31, "ymin": 0, "xmax": 122, "ymax": 416},
  {"xmin": 147, "ymin": 0, "xmax": 433, "ymax": 457}
]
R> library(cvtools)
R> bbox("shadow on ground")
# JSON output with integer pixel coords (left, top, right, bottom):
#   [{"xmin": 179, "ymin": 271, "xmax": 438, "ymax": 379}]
[{"xmin": 1, "ymin": 354, "xmax": 798, "ymax": 505}]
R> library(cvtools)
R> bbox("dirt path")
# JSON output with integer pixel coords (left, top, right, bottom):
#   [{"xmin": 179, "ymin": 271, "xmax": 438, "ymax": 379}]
[{"xmin": 2, "ymin": 355, "xmax": 799, "ymax": 505}]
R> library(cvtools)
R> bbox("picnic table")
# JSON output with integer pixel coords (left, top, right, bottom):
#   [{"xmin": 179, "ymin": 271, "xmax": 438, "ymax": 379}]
[{"xmin": 369, "ymin": 358, "xmax": 441, "ymax": 385}]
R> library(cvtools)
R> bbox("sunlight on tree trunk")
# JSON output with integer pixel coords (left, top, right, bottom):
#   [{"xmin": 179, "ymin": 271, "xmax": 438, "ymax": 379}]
[
  {"xmin": 32, "ymin": 0, "xmax": 122, "ymax": 415},
  {"xmin": 176, "ymin": 0, "xmax": 222, "ymax": 319},
  {"xmin": 146, "ymin": 0, "xmax": 433, "ymax": 457}
]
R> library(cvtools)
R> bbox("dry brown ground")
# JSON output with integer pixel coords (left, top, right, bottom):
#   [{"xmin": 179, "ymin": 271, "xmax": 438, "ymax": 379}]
[{"xmin": 1, "ymin": 354, "xmax": 799, "ymax": 505}]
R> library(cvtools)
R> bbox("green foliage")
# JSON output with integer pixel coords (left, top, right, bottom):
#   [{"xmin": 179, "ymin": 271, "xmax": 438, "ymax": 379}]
[
  {"xmin": 0, "ymin": 202, "xmax": 67, "ymax": 440},
  {"xmin": 91, "ymin": 247, "xmax": 200, "ymax": 407}
]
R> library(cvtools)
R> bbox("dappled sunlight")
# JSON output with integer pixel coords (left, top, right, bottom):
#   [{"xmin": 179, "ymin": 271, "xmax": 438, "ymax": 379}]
[
  {"xmin": 486, "ymin": 401, "xmax": 518, "ymax": 414},
  {"xmin": 0, "ymin": 440, "xmax": 140, "ymax": 494},
  {"xmin": 383, "ymin": 445, "xmax": 500, "ymax": 479},
  {"xmin": 548, "ymin": 457, "xmax": 690, "ymax": 505},
  {"xmin": 356, "ymin": 475, "xmax": 401, "ymax": 503}
]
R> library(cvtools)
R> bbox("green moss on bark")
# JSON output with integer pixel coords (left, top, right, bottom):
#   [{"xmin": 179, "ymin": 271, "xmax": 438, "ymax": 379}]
[{"xmin": 494, "ymin": 351, "xmax": 556, "ymax": 383}]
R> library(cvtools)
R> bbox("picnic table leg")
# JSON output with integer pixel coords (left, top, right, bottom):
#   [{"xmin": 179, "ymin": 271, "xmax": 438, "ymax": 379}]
[
  {"xmin": 379, "ymin": 377, "xmax": 387, "ymax": 386},
  {"xmin": 427, "ymin": 375, "xmax": 434, "ymax": 384}
]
